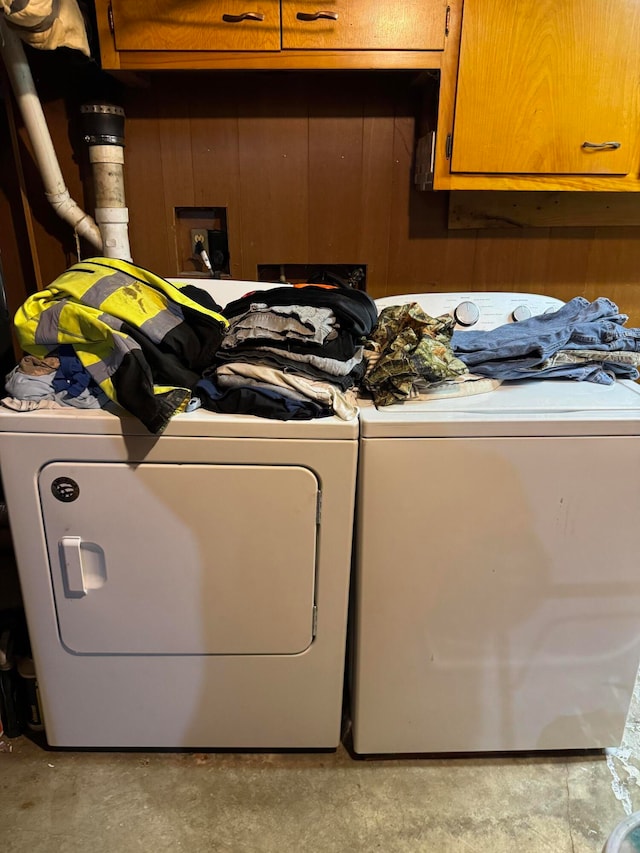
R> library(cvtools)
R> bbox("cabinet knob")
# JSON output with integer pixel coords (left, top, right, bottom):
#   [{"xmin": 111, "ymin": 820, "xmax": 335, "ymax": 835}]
[
  {"xmin": 222, "ymin": 12, "xmax": 265, "ymax": 22},
  {"xmin": 581, "ymin": 141, "xmax": 621, "ymax": 151},
  {"xmin": 296, "ymin": 11, "xmax": 339, "ymax": 21}
]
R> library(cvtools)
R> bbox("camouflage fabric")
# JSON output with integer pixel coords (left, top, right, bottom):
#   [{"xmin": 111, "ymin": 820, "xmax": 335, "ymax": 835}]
[
  {"xmin": 543, "ymin": 348, "xmax": 640, "ymax": 369},
  {"xmin": 363, "ymin": 303, "xmax": 468, "ymax": 406}
]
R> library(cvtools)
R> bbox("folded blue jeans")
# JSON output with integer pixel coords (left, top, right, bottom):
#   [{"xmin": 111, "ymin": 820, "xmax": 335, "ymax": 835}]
[
  {"xmin": 452, "ymin": 297, "xmax": 640, "ymax": 376},
  {"xmin": 469, "ymin": 359, "xmax": 638, "ymax": 384}
]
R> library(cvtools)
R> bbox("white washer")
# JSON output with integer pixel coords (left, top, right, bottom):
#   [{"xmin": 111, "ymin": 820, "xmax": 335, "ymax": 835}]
[
  {"xmin": 352, "ymin": 291, "xmax": 640, "ymax": 754},
  {"xmin": 0, "ymin": 279, "xmax": 358, "ymax": 748}
]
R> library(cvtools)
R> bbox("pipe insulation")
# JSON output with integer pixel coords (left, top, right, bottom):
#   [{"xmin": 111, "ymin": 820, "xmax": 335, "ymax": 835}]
[
  {"xmin": 0, "ymin": 15, "xmax": 103, "ymax": 251},
  {"xmin": 80, "ymin": 105, "xmax": 131, "ymax": 262}
]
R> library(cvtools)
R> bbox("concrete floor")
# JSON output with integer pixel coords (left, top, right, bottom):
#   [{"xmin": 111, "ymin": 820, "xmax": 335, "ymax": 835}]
[
  {"xmin": 1, "ymin": 555, "xmax": 637, "ymax": 852},
  {"xmin": 0, "ymin": 732, "xmax": 632, "ymax": 853}
]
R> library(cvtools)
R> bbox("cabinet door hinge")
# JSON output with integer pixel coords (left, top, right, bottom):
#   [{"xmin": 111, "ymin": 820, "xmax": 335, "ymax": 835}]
[
  {"xmin": 312, "ymin": 605, "xmax": 318, "ymax": 638},
  {"xmin": 445, "ymin": 133, "xmax": 453, "ymax": 159},
  {"xmin": 107, "ymin": 1, "xmax": 115, "ymax": 35},
  {"xmin": 445, "ymin": 5, "xmax": 451, "ymax": 37}
]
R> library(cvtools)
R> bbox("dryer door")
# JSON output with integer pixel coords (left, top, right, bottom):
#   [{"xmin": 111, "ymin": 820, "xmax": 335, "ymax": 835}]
[{"xmin": 39, "ymin": 462, "xmax": 319, "ymax": 655}]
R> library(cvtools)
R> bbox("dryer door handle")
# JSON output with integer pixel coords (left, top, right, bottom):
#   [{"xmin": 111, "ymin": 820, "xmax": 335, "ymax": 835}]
[{"xmin": 60, "ymin": 536, "xmax": 87, "ymax": 597}]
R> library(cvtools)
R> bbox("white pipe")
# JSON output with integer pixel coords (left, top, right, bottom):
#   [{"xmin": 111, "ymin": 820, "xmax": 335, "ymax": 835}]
[
  {"xmin": 89, "ymin": 144, "xmax": 132, "ymax": 261},
  {"xmin": 0, "ymin": 16, "xmax": 103, "ymax": 251},
  {"xmin": 95, "ymin": 207, "xmax": 131, "ymax": 262}
]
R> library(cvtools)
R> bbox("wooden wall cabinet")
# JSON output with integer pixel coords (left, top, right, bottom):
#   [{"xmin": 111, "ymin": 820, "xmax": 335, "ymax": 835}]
[
  {"xmin": 95, "ymin": 0, "xmax": 449, "ymax": 70},
  {"xmin": 434, "ymin": 0, "xmax": 640, "ymax": 191}
]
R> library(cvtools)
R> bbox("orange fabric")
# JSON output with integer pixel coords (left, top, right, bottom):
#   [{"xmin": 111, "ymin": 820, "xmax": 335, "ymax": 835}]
[{"xmin": 295, "ymin": 282, "xmax": 338, "ymax": 291}]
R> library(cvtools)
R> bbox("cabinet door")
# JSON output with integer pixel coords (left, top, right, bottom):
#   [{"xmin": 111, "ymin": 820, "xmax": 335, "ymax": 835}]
[
  {"xmin": 282, "ymin": 0, "xmax": 448, "ymax": 50},
  {"xmin": 451, "ymin": 0, "xmax": 640, "ymax": 175},
  {"xmin": 111, "ymin": 1, "xmax": 281, "ymax": 52}
]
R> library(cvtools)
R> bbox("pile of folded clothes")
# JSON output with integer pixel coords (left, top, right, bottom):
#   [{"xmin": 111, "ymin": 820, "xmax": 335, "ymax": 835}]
[
  {"xmin": 11, "ymin": 264, "xmax": 640, "ymax": 424},
  {"xmin": 196, "ymin": 279, "xmax": 378, "ymax": 420}
]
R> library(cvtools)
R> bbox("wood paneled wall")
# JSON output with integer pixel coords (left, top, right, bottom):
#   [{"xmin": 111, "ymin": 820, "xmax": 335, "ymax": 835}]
[
  {"xmin": 4, "ymin": 69, "xmax": 640, "ymax": 324},
  {"xmin": 123, "ymin": 72, "xmax": 402, "ymax": 287}
]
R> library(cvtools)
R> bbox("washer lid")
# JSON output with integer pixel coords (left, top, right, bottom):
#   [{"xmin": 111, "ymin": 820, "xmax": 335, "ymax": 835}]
[{"xmin": 359, "ymin": 379, "xmax": 640, "ymax": 438}]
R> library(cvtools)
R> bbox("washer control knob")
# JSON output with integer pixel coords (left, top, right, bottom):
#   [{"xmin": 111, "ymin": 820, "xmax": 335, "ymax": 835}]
[
  {"xmin": 511, "ymin": 305, "xmax": 532, "ymax": 322},
  {"xmin": 454, "ymin": 301, "xmax": 480, "ymax": 327}
]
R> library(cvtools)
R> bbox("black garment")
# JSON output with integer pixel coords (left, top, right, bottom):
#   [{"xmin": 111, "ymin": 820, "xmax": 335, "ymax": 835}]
[
  {"xmin": 180, "ymin": 284, "xmax": 224, "ymax": 315},
  {"xmin": 223, "ymin": 285, "xmax": 378, "ymax": 340},
  {"xmin": 196, "ymin": 378, "xmax": 332, "ymax": 420}
]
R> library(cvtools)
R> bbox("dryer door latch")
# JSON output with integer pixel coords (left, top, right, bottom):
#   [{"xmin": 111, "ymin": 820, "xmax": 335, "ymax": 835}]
[{"xmin": 60, "ymin": 536, "xmax": 87, "ymax": 597}]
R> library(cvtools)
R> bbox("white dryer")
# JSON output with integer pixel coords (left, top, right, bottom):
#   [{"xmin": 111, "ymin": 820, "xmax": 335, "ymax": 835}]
[
  {"xmin": 352, "ymin": 291, "xmax": 640, "ymax": 754},
  {"xmin": 0, "ymin": 280, "xmax": 358, "ymax": 748}
]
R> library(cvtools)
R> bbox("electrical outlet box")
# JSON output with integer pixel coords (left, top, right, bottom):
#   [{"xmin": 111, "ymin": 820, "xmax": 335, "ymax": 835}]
[
  {"xmin": 190, "ymin": 229, "xmax": 210, "ymax": 257},
  {"xmin": 174, "ymin": 207, "xmax": 230, "ymax": 277}
]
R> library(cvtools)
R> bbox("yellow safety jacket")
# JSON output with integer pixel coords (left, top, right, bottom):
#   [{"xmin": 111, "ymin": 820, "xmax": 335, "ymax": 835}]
[{"xmin": 14, "ymin": 258, "xmax": 228, "ymax": 433}]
